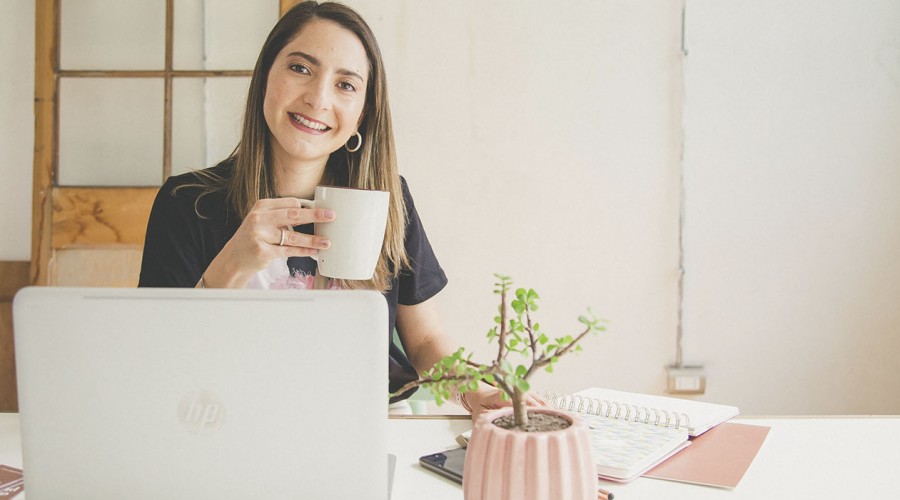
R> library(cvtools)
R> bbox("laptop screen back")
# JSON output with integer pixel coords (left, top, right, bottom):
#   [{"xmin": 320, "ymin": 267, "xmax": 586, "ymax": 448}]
[{"xmin": 14, "ymin": 287, "xmax": 388, "ymax": 499}]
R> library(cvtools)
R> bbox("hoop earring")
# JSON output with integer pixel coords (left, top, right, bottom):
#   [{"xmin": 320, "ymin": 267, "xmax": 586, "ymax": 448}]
[{"xmin": 345, "ymin": 131, "xmax": 362, "ymax": 153}]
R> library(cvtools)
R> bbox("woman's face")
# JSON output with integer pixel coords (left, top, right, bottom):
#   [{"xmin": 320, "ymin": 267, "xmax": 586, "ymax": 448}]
[{"xmin": 264, "ymin": 18, "xmax": 369, "ymax": 170}]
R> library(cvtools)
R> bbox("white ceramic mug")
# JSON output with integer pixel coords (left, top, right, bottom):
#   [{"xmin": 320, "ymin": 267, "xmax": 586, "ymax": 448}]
[{"xmin": 297, "ymin": 186, "xmax": 390, "ymax": 280}]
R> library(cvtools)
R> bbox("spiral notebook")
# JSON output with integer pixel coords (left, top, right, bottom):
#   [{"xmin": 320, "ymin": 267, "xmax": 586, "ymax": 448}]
[
  {"xmin": 548, "ymin": 387, "xmax": 740, "ymax": 437},
  {"xmin": 546, "ymin": 387, "xmax": 740, "ymax": 482}
]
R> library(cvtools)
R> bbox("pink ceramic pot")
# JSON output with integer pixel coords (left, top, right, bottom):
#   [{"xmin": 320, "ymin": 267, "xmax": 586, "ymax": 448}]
[{"xmin": 463, "ymin": 407, "xmax": 596, "ymax": 500}]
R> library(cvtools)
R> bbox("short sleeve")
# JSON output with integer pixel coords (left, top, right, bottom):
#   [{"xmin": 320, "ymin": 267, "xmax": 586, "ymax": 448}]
[
  {"xmin": 138, "ymin": 178, "xmax": 205, "ymax": 288},
  {"xmin": 397, "ymin": 177, "xmax": 448, "ymax": 305}
]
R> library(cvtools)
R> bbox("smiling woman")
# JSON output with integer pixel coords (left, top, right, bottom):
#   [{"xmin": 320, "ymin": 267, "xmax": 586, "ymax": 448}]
[
  {"xmin": 137, "ymin": 1, "xmax": 511, "ymax": 414},
  {"xmin": 263, "ymin": 19, "xmax": 369, "ymax": 188}
]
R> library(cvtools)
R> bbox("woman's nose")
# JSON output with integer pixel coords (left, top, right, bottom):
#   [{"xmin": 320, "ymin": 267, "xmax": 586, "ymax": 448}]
[{"xmin": 303, "ymin": 77, "xmax": 331, "ymax": 110}]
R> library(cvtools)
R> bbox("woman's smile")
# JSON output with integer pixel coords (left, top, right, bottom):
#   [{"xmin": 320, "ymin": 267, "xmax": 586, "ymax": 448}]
[{"xmin": 289, "ymin": 112, "xmax": 332, "ymax": 133}]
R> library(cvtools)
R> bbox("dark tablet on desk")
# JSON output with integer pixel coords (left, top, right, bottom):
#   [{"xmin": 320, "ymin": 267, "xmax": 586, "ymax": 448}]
[{"xmin": 419, "ymin": 447, "xmax": 466, "ymax": 484}]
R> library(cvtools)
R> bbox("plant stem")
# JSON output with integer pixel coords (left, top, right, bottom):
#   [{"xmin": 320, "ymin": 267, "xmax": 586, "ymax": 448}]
[
  {"xmin": 512, "ymin": 385, "xmax": 529, "ymax": 428},
  {"xmin": 496, "ymin": 286, "xmax": 508, "ymax": 364},
  {"xmin": 524, "ymin": 306, "xmax": 539, "ymax": 375},
  {"xmin": 552, "ymin": 326, "xmax": 593, "ymax": 359},
  {"xmin": 528, "ymin": 325, "xmax": 592, "ymax": 378}
]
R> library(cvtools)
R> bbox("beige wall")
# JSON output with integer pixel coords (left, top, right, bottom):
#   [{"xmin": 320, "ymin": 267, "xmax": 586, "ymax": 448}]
[
  {"xmin": 2, "ymin": 0, "xmax": 899, "ymax": 414},
  {"xmin": 682, "ymin": 0, "xmax": 900, "ymax": 414},
  {"xmin": 354, "ymin": 0, "xmax": 685, "ymax": 400}
]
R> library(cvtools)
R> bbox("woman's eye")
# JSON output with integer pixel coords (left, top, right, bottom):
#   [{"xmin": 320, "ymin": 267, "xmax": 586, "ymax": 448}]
[
  {"xmin": 337, "ymin": 81, "xmax": 356, "ymax": 92},
  {"xmin": 289, "ymin": 63, "xmax": 310, "ymax": 75}
]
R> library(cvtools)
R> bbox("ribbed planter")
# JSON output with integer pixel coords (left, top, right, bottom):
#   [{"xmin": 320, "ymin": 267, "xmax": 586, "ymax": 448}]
[{"xmin": 463, "ymin": 407, "xmax": 596, "ymax": 500}]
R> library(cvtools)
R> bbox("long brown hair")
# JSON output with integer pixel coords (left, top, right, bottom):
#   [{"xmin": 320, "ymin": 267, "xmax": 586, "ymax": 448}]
[{"xmin": 188, "ymin": 1, "xmax": 409, "ymax": 291}]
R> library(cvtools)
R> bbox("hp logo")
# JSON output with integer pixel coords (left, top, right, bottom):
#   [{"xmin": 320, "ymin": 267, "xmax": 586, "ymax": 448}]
[{"xmin": 178, "ymin": 390, "xmax": 226, "ymax": 435}]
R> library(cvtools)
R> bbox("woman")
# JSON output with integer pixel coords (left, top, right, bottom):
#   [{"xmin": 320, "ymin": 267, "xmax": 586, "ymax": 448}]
[{"xmin": 139, "ymin": 1, "xmax": 504, "ymax": 418}]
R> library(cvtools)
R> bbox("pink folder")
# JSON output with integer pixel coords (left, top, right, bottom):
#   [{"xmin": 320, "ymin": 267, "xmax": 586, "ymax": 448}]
[{"xmin": 643, "ymin": 422, "xmax": 770, "ymax": 488}]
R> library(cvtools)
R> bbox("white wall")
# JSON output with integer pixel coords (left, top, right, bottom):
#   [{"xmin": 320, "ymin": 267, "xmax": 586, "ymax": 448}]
[
  {"xmin": 3, "ymin": 0, "xmax": 899, "ymax": 414},
  {"xmin": 683, "ymin": 0, "xmax": 900, "ymax": 413},
  {"xmin": 355, "ymin": 0, "xmax": 685, "ymax": 397},
  {"xmin": 0, "ymin": 1, "xmax": 35, "ymax": 261}
]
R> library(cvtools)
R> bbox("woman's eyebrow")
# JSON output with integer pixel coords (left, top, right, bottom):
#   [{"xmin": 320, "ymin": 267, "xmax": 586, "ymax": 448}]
[{"xmin": 287, "ymin": 51, "xmax": 365, "ymax": 82}]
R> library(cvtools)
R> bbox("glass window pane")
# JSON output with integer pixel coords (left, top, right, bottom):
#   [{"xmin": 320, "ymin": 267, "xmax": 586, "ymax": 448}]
[
  {"xmin": 61, "ymin": 0, "xmax": 164, "ymax": 70},
  {"xmin": 173, "ymin": 0, "xmax": 277, "ymax": 70},
  {"xmin": 59, "ymin": 78, "xmax": 164, "ymax": 186},
  {"xmin": 172, "ymin": 0, "xmax": 205, "ymax": 70},
  {"xmin": 171, "ymin": 79, "xmax": 206, "ymax": 175},
  {"xmin": 172, "ymin": 77, "xmax": 249, "ymax": 176}
]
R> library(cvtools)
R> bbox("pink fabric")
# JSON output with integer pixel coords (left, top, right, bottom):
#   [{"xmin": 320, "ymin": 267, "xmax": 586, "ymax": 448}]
[
  {"xmin": 245, "ymin": 258, "xmax": 340, "ymax": 290},
  {"xmin": 463, "ymin": 408, "xmax": 596, "ymax": 500},
  {"xmin": 269, "ymin": 271, "xmax": 316, "ymax": 290}
]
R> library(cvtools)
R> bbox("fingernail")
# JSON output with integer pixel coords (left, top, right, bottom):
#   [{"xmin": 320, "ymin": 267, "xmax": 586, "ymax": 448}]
[
  {"xmin": 322, "ymin": 209, "xmax": 335, "ymax": 219},
  {"xmin": 319, "ymin": 238, "xmax": 331, "ymax": 248}
]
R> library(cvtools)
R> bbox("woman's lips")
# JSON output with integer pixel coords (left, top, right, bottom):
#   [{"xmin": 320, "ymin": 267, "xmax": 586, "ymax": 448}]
[{"xmin": 289, "ymin": 113, "xmax": 331, "ymax": 133}]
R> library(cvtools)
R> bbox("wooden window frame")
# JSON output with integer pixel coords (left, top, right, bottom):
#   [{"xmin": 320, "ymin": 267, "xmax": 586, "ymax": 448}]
[{"xmin": 31, "ymin": 0, "xmax": 292, "ymax": 284}]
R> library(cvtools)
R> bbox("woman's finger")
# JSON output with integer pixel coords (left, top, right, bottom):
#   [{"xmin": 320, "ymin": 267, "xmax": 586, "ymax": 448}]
[
  {"xmin": 250, "ymin": 198, "xmax": 335, "ymax": 226},
  {"xmin": 278, "ymin": 228, "xmax": 330, "ymax": 251},
  {"xmin": 253, "ymin": 197, "xmax": 308, "ymax": 210},
  {"xmin": 274, "ymin": 206, "xmax": 335, "ymax": 228},
  {"xmin": 526, "ymin": 393, "xmax": 550, "ymax": 407}
]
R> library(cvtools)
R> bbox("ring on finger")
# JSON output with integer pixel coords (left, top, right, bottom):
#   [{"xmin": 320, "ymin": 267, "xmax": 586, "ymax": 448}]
[{"xmin": 278, "ymin": 228, "xmax": 287, "ymax": 246}]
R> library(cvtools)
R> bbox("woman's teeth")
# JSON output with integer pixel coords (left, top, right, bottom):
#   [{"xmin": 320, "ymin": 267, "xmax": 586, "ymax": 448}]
[{"xmin": 290, "ymin": 113, "xmax": 330, "ymax": 131}]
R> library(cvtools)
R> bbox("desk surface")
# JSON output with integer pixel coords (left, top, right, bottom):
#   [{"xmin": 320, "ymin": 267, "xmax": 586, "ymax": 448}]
[{"xmin": 3, "ymin": 413, "xmax": 900, "ymax": 499}]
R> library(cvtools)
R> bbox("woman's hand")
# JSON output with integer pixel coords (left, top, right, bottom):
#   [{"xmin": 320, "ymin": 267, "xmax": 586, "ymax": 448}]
[
  {"xmin": 202, "ymin": 198, "xmax": 335, "ymax": 287},
  {"xmin": 464, "ymin": 386, "xmax": 548, "ymax": 422}
]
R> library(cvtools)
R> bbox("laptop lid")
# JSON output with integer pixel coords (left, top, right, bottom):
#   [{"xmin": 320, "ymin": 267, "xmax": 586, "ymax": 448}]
[{"xmin": 13, "ymin": 287, "xmax": 388, "ymax": 500}]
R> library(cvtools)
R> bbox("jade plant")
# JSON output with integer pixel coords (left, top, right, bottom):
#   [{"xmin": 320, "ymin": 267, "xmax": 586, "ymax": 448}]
[{"xmin": 391, "ymin": 274, "xmax": 606, "ymax": 428}]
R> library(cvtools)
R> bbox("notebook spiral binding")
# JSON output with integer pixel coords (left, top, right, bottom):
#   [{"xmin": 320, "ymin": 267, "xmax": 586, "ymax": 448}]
[{"xmin": 543, "ymin": 391, "xmax": 694, "ymax": 432}]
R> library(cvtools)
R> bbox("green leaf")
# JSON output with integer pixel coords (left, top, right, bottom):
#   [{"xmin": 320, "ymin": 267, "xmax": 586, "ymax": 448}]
[
  {"xmin": 545, "ymin": 364, "xmax": 554, "ymax": 373},
  {"xmin": 515, "ymin": 364, "xmax": 527, "ymax": 377},
  {"xmin": 512, "ymin": 301, "xmax": 525, "ymax": 315},
  {"xmin": 516, "ymin": 379, "xmax": 531, "ymax": 392}
]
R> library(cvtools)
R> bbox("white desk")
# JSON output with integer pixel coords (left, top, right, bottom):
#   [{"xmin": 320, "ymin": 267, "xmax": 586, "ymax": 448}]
[{"xmin": 3, "ymin": 413, "xmax": 900, "ymax": 499}]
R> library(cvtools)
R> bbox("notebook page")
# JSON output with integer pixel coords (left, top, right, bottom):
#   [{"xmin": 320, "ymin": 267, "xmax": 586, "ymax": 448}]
[{"xmin": 583, "ymin": 414, "xmax": 690, "ymax": 481}]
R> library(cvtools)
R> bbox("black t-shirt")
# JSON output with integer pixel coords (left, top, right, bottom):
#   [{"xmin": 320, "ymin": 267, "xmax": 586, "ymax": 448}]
[{"xmin": 138, "ymin": 160, "xmax": 448, "ymax": 401}]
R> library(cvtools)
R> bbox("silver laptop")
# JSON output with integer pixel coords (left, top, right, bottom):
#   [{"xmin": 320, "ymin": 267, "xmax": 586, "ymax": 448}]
[{"xmin": 13, "ymin": 287, "xmax": 389, "ymax": 500}]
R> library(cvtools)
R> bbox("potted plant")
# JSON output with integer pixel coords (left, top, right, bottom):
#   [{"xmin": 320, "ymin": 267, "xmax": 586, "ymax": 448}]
[{"xmin": 391, "ymin": 274, "xmax": 607, "ymax": 500}]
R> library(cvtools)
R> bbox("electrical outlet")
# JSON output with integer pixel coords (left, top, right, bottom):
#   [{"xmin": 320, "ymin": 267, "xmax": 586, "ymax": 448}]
[{"xmin": 667, "ymin": 365, "xmax": 706, "ymax": 395}]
